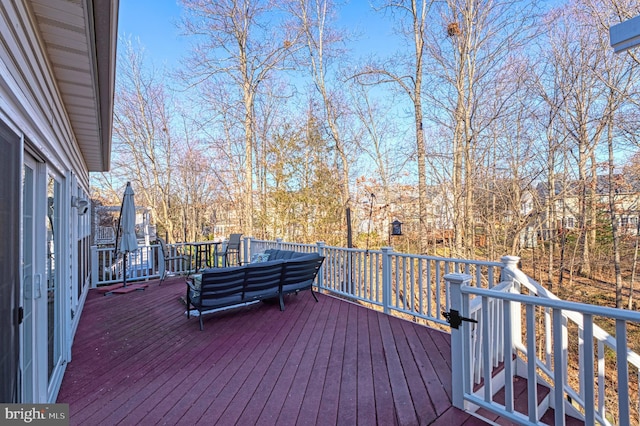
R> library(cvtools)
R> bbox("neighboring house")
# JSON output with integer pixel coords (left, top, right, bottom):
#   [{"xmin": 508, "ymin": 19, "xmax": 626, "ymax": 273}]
[
  {"xmin": 93, "ymin": 205, "xmax": 156, "ymax": 246},
  {"xmin": 0, "ymin": 0, "xmax": 118, "ymax": 404},
  {"xmin": 352, "ymin": 182, "xmax": 455, "ymax": 243},
  {"xmin": 525, "ymin": 175, "xmax": 640, "ymax": 246}
]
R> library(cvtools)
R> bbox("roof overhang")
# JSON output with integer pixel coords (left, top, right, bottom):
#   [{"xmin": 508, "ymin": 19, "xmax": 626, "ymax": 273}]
[
  {"xmin": 610, "ymin": 14, "xmax": 640, "ymax": 53},
  {"xmin": 30, "ymin": 0, "xmax": 118, "ymax": 172}
]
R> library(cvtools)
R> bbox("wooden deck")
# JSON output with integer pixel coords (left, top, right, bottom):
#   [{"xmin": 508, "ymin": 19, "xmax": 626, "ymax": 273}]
[{"xmin": 57, "ymin": 276, "xmax": 488, "ymax": 425}]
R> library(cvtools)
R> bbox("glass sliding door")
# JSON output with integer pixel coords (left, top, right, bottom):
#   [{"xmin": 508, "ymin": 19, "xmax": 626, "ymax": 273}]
[
  {"xmin": 21, "ymin": 157, "xmax": 36, "ymax": 402},
  {"xmin": 0, "ymin": 120, "xmax": 20, "ymax": 402},
  {"xmin": 46, "ymin": 175, "xmax": 61, "ymax": 382}
]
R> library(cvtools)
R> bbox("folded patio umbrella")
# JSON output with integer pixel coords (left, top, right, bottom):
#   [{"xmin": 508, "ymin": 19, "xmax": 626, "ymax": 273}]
[{"xmin": 116, "ymin": 181, "xmax": 138, "ymax": 287}]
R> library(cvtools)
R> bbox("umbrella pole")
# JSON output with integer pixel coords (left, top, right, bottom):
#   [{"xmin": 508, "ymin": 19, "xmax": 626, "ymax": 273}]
[{"xmin": 123, "ymin": 251, "xmax": 128, "ymax": 287}]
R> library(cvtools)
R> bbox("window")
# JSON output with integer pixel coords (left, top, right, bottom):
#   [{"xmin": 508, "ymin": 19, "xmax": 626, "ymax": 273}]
[{"xmin": 562, "ymin": 217, "xmax": 575, "ymax": 229}]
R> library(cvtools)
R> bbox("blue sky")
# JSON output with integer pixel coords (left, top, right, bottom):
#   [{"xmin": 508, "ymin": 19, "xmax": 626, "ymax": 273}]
[
  {"xmin": 117, "ymin": 1, "xmax": 401, "ymax": 70},
  {"xmin": 118, "ymin": 1, "xmax": 186, "ymax": 68}
]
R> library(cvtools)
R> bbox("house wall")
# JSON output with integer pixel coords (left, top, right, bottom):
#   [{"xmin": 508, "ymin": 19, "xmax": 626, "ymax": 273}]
[{"xmin": 0, "ymin": 1, "xmax": 93, "ymax": 403}]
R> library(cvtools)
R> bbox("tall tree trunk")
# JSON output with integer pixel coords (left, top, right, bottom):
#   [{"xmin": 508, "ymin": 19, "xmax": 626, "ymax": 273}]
[
  {"xmin": 452, "ymin": 96, "xmax": 465, "ymax": 256},
  {"xmin": 606, "ymin": 114, "xmax": 623, "ymax": 308},
  {"xmin": 630, "ymin": 226, "xmax": 639, "ymax": 309},
  {"xmin": 415, "ymin": 94, "xmax": 428, "ymax": 254},
  {"xmin": 547, "ymin": 152, "xmax": 556, "ymax": 290},
  {"xmin": 244, "ymin": 88, "xmax": 254, "ymax": 237},
  {"xmin": 578, "ymin": 139, "xmax": 591, "ymax": 277}
]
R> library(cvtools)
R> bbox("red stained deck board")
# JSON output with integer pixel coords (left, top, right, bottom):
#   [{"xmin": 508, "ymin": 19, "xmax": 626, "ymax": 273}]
[
  {"xmin": 102, "ymin": 304, "xmax": 272, "ymax": 425},
  {"xmin": 398, "ymin": 320, "xmax": 450, "ymax": 417},
  {"xmin": 315, "ymin": 297, "xmax": 350, "ymax": 425},
  {"xmin": 219, "ymin": 298, "xmax": 310, "ymax": 424},
  {"xmin": 57, "ymin": 276, "xmax": 487, "ymax": 425},
  {"xmin": 367, "ymin": 306, "xmax": 400, "ymax": 426},
  {"xmin": 273, "ymin": 295, "xmax": 333, "ymax": 426},
  {"xmin": 253, "ymin": 296, "xmax": 326, "ymax": 425},
  {"xmin": 356, "ymin": 303, "xmax": 377, "ymax": 426},
  {"xmin": 378, "ymin": 313, "xmax": 420, "ymax": 426},
  {"xmin": 336, "ymin": 302, "xmax": 359, "ymax": 425},
  {"xmin": 291, "ymin": 291, "xmax": 341, "ymax": 425},
  {"xmin": 105, "ymin": 283, "xmax": 149, "ymax": 294},
  {"xmin": 430, "ymin": 406, "xmax": 491, "ymax": 425},
  {"xmin": 389, "ymin": 317, "xmax": 439, "ymax": 425},
  {"xmin": 165, "ymin": 303, "xmax": 295, "ymax": 425}
]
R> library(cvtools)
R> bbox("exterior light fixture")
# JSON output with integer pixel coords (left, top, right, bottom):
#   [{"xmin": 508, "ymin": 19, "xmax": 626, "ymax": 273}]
[{"xmin": 71, "ymin": 196, "xmax": 90, "ymax": 215}]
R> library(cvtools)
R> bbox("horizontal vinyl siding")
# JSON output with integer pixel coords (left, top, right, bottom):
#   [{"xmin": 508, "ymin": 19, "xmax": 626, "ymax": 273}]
[{"xmin": 0, "ymin": 0, "xmax": 88, "ymax": 182}]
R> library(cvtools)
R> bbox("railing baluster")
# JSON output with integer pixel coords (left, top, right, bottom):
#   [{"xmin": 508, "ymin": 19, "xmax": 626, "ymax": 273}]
[
  {"xmin": 526, "ymin": 304, "xmax": 539, "ymax": 423},
  {"xmin": 402, "ymin": 256, "xmax": 408, "ymax": 310},
  {"xmin": 394, "ymin": 256, "xmax": 400, "ymax": 309},
  {"xmin": 503, "ymin": 298, "xmax": 514, "ymax": 413},
  {"xmin": 598, "ymin": 340, "xmax": 606, "ymax": 420},
  {"xmin": 426, "ymin": 260, "xmax": 432, "ymax": 318},
  {"xmin": 482, "ymin": 296, "xmax": 492, "ymax": 402},
  {"xmin": 583, "ymin": 314, "xmax": 595, "ymax": 425},
  {"xmin": 553, "ymin": 308, "xmax": 566, "ymax": 425},
  {"xmin": 417, "ymin": 260, "xmax": 423, "ymax": 316},
  {"xmin": 379, "ymin": 247, "xmax": 389, "ymax": 314},
  {"xmin": 617, "ymin": 319, "xmax": 630, "ymax": 425},
  {"xmin": 545, "ymin": 307, "xmax": 552, "ymax": 370}
]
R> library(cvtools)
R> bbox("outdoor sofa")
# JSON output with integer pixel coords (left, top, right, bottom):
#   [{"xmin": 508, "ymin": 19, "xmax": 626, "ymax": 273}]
[{"xmin": 186, "ymin": 249, "xmax": 324, "ymax": 330}]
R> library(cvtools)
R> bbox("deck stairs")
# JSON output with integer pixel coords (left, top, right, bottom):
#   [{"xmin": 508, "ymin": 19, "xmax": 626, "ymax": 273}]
[{"xmin": 472, "ymin": 358, "xmax": 585, "ymax": 424}]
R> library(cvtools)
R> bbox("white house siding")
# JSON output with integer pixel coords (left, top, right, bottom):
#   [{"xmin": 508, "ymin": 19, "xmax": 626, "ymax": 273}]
[{"xmin": 0, "ymin": 0, "xmax": 117, "ymax": 404}]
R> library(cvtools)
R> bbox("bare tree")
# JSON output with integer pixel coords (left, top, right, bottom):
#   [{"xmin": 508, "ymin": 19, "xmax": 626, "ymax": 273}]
[
  {"xmin": 546, "ymin": 4, "xmax": 614, "ymax": 279},
  {"xmin": 179, "ymin": 0, "xmax": 302, "ymax": 237},
  {"xmin": 286, "ymin": 0, "xmax": 358, "ymax": 245},
  {"xmin": 530, "ymin": 11, "xmax": 574, "ymax": 289},
  {"xmin": 422, "ymin": 0, "xmax": 541, "ymax": 257},
  {"xmin": 582, "ymin": 0, "xmax": 640, "ymax": 306},
  {"xmin": 352, "ymin": 0, "xmax": 434, "ymax": 253},
  {"xmin": 97, "ymin": 39, "xmax": 183, "ymax": 241}
]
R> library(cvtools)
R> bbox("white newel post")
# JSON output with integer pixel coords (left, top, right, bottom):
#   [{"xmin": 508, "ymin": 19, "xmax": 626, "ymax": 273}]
[
  {"xmin": 446, "ymin": 272, "xmax": 473, "ymax": 409},
  {"xmin": 316, "ymin": 241, "xmax": 326, "ymax": 291},
  {"xmin": 243, "ymin": 237, "xmax": 251, "ymax": 263},
  {"xmin": 381, "ymin": 247, "xmax": 393, "ymax": 314},
  {"xmin": 501, "ymin": 255, "xmax": 523, "ymax": 348},
  {"xmin": 276, "ymin": 238, "xmax": 283, "ymax": 249},
  {"xmin": 90, "ymin": 245, "xmax": 98, "ymax": 288}
]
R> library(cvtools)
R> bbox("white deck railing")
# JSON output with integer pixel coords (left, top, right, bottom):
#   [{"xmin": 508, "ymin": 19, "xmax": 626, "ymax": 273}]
[
  {"xmin": 91, "ymin": 242, "xmax": 193, "ymax": 286},
  {"xmin": 447, "ymin": 270, "xmax": 640, "ymax": 426},
  {"xmin": 247, "ymin": 238, "xmax": 504, "ymax": 325},
  {"xmin": 94, "ymin": 226, "xmax": 116, "ymax": 245},
  {"xmin": 90, "ymin": 237, "xmax": 639, "ymax": 424}
]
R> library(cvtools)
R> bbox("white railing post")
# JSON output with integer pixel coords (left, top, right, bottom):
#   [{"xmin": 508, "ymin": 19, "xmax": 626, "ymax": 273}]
[
  {"xmin": 90, "ymin": 245, "xmax": 98, "ymax": 288},
  {"xmin": 316, "ymin": 241, "xmax": 326, "ymax": 291},
  {"xmin": 276, "ymin": 238, "xmax": 283, "ymax": 249},
  {"xmin": 381, "ymin": 247, "xmax": 393, "ymax": 314},
  {"xmin": 501, "ymin": 256, "xmax": 523, "ymax": 348},
  {"xmin": 446, "ymin": 273, "xmax": 473, "ymax": 409},
  {"xmin": 244, "ymin": 236, "xmax": 251, "ymax": 263}
]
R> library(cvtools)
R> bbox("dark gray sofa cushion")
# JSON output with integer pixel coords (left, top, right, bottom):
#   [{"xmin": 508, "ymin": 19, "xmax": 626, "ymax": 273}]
[
  {"xmin": 264, "ymin": 249, "xmax": 313, "ymax": 260},
  {"xmin": 196, "ymin": 267, "xmax": 245, "ymax": 308},
  {"xmin": 281, "ymin": 254, "xmax": 324, "ymax": 294},
  {"xmin": 243, "ymin": 259, "xmax": 285, "ymax": 299}
]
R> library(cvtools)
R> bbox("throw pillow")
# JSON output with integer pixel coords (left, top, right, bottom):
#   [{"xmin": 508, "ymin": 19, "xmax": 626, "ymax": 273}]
[
  {"xmin": 189, "ymin": 274, "xmax": 202, "ymax": 302},
  {"xmin": 251, "ymin": 252, "xmax": 271, "ymax": 263}
]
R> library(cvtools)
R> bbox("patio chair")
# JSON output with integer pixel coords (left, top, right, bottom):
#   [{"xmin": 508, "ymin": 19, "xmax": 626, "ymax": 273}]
[
  {"xmin": 217, "ymin": 233, "xmax": 242, "ymax": 267},
  {"xmin": 158, "ymin": 238, "xmax": 191, "ymax": 284}
]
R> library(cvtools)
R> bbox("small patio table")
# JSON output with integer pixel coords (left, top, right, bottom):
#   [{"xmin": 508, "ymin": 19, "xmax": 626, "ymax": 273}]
[{"xmin": 189, "ymin": 241, "xmax": 222, "ymax": 271}]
